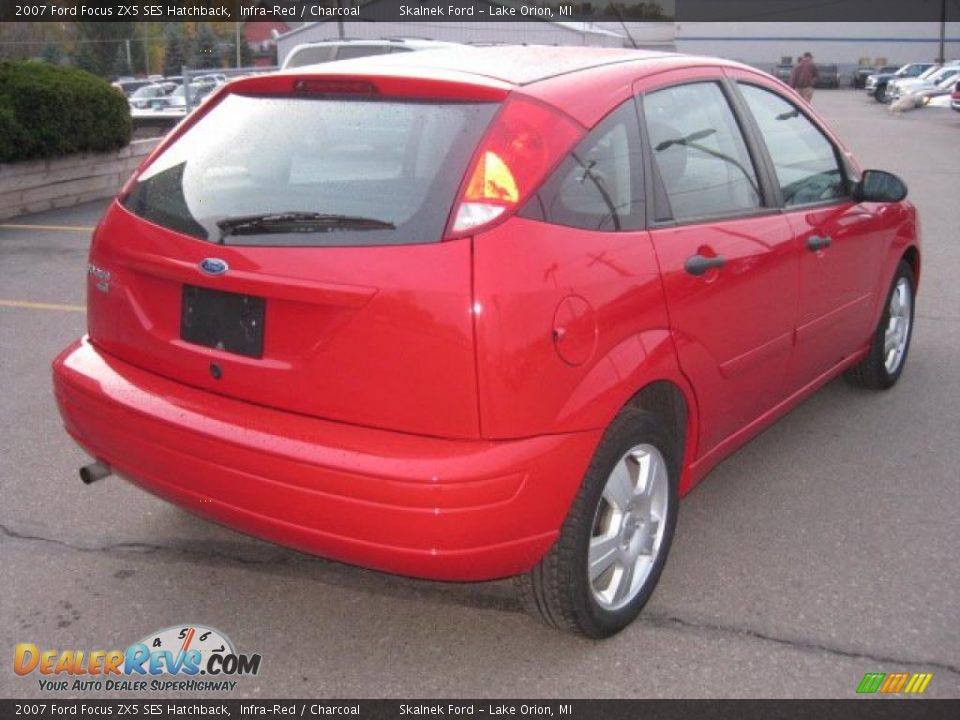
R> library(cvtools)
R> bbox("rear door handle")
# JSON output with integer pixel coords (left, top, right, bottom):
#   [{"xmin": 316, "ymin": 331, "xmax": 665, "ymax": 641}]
[
  {"xmin": 807, "ymin": 235, "xmax": 832, "ymax": 251},
  {"xmin": 684, "ymin": 254, "xmax": 727, "ymax": 276}
]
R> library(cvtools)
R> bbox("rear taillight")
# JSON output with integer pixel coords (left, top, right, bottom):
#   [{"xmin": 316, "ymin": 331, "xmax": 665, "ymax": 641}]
[{"xmin": 445, "ymin": 96, "xmax": 583, "ymax": 238}]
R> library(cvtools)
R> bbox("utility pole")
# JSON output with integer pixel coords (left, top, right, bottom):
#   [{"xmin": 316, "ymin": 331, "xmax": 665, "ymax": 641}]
[
  {"xmin": 937, "ymin": 0, "xmax": 946, "ymax": 64},
  {"xmin": 337, "ymin": 0, "xmax": 345, "ymax": 39},
  {"xmin": 236, "ymin": 22, "xmax": 241, "ymax": 67},
  {"xmin": 125, "ymin": 39, "xmax": 132, "ymax": 73},
  {"xmin": 143, "ymin": 23, "xmax": 150, "ymax": 75}
]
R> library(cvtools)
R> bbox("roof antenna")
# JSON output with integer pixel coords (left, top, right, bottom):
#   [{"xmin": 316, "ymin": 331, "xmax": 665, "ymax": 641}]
[{"xmin": 613, "ymin": 4, "xmax": 639, "ymax": 49}]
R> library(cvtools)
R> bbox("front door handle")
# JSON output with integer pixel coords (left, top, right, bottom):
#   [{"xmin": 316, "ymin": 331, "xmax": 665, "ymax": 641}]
[
  {"xmin": 684, "ymin": 254, "xmax": 727, "ymax": 276},
  {"xmin": 807, "ymin": 235, "xmax": 833, "ymax": 251}
]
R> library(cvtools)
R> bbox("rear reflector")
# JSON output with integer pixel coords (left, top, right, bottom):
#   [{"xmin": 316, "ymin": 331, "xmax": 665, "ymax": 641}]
[
  {"xmin": 294, "ymin": 78, "xmax": 379, "ymax": 95},
  {"xmin": 446, "ymin": 96, "xmax": 584, "ymax": 238}
]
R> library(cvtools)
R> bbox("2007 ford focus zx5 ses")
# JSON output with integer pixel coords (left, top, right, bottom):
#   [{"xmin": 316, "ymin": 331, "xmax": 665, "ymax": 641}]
[{"xmin": 53, "ymin": 47, "xmax": 920, "ymax": 637}]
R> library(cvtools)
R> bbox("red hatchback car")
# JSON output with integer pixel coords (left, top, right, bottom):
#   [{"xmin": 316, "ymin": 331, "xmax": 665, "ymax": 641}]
[{"xmin": 54, "ymin": 48, "xmax": 919, "ymax": 637}]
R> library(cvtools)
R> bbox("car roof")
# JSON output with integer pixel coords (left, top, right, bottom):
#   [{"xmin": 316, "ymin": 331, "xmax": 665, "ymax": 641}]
[
  {"xmin": 273, "ymin": 45, "xmax": 761, "ymax": 127},
  {"xmin": 292, "ymin": 38, "xmax": 458, "ymax": 48},
  {"xmin": 329, "ymin": 45, "xmax": 675, "ymax": 86}
]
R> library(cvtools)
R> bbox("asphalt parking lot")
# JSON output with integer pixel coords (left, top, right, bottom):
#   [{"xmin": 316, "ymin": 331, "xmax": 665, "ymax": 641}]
[{"xmin": 1, "ymin": 90, "xmax": 958, "ymax": 700}]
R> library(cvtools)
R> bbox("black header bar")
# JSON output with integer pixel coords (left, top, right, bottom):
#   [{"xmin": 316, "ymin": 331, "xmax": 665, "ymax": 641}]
[
  {"xmin": 0, "ymin": 700, "xmax": 959, "ymax": 720},
  {"xmin": 0, "ymin": 0, "xmax": 957, "ymax": 23}
]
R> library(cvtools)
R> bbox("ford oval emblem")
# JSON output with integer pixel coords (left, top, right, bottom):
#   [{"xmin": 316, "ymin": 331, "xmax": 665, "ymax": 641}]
[{"xmin": 199, "ymin": 258, "xmax": 229, "ymax": 276}]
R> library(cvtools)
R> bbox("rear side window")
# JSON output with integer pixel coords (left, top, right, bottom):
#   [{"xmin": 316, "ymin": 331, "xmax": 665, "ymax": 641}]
[
  {"xmin": 738, "ymin": 84, "xmax": 847, "ymax": 207},
  {"xmin": 521, "ymin": 100, "xmax": 644, "ymax": 231},
  {"xmin": 122, "ymin": 93, "xmax": 497, "ymax": 246},
  {"xmin": 643, "ymin": 82, "xmax": 762, "ymax": 222}
]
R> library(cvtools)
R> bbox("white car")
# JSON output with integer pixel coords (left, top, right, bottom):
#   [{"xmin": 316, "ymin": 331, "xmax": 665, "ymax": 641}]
[
  {"xmin": 281, "ymin": 38, "xmax": 461, "ymax": 70},
  {"xmin": 891, "ymin": 74, "xmax": 960, "ymax": 110},
  {"xmin": 888, "ymin": 64, "xmax": 960, "ymax": 101},
  {"xmin": 127, "ymin": 83, "xmax": 178, "ymax": 110}
]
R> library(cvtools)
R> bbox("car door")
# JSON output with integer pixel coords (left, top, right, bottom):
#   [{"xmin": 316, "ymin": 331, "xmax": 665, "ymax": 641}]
[
  {"xmin": 637, "ymin": 71, "xmax": 798, "ymax": 455},
  {"xmin": 729, "ymin": 71, "xmax": 889, "ymax": 392}
]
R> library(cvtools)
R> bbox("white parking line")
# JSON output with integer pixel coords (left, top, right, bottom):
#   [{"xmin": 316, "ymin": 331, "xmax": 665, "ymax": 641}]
[
  {"xmin": 0, "ymin": 299, "xmax": 86, "ymax": 313},
  {"xmin": 0, "ymin": 224, "xmax": 94, "ymax": 232}
]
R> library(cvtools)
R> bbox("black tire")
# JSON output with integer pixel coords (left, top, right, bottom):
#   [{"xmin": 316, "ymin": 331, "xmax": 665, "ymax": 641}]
[
  {"xmin": 516, "ymin": 407, "xmax": 679, "ymax": 638},
  {"xmin": 876, "ymin": 84, "xmax": 888, "ymax": 103},
  {"xmin": 845, "ymin": 261, "xmax": 915, "ymax": 390}
]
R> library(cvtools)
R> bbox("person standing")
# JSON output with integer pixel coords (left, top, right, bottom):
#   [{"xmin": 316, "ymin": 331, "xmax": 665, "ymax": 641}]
[{"xmin": 790, "ymin": 52, "xmax": 819, "ymax": 102}]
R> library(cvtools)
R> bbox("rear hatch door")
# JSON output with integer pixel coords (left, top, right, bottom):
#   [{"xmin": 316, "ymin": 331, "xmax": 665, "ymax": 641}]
[{"xmin": 88, "ymin": 78, "xmax": 503, "ymax": 439}]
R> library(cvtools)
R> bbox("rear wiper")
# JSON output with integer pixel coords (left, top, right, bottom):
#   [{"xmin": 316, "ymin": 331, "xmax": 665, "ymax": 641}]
[{"xmin": 216, "ymin": 212, "xmax": 395, "ymax": 242}]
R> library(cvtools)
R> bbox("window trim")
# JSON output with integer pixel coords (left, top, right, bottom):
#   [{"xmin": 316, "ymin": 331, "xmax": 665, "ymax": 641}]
[
  {"xmin": 636, "ymin": 78, "xmax": 778, "ymax": 229},
  {"xmin": 519, "ymin": 96, "xmax": 647, "ymax": 233},
  {"xmin": 730, "ymin": 80, "xmax": 855, "ymax": 213}
]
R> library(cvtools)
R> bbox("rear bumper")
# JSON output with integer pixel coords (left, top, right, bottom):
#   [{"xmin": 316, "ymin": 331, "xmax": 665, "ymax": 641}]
[{"xmin": 53, "ymin": 338, "xmax": 600, "ymax": 581}]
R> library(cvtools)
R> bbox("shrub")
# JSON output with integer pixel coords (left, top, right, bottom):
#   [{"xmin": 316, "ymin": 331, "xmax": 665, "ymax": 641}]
[{"xmin": 0, "ymin": 60, "xmax": 131, "ymax": 163}]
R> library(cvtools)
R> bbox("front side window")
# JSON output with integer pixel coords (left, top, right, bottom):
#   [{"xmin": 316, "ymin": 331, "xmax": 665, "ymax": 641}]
[
  {"xmin": 521, "ymin": 100, "xmax": 644, "ymax": 231},
  {"xmin": 642, "ymin": 82, "xmax": 762, "ymax": 222},
  {"xmin": 738, "ymin": 84, "xmax": 847, "ymax": 207}
]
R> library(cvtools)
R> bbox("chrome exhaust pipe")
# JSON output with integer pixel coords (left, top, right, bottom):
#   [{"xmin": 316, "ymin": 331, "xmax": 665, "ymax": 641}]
[{"xmin": 80, "ymin": 461, "xmax": 112, "ymax": 485}]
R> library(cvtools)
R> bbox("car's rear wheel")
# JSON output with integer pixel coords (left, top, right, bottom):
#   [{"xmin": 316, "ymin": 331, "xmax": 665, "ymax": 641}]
[
  {"xmin": 516, "ymin": 407, "xmax": 678, "ymax": 638},
  {"xmin": 845, "ymin": 260, "xmax": 915, "ymax": 389},
  {"xmin": 876, "ymin": 84, "xmax": 888, "ymax": 102}
]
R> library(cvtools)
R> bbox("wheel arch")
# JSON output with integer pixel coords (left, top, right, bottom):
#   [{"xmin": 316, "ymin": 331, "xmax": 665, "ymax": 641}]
[
  {"xmin": 622, "ymin": 378, "xmax": 700, "ymax": 496},
  {"xmin": 902, "ymin": 245, "xmax": 921, "ymax": 289}
]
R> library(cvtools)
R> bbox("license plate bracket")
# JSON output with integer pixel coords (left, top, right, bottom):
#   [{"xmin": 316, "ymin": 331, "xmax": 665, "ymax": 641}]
[{"xmin": 181, "ymin": 285, "xmax": 265, "ymax": 358}]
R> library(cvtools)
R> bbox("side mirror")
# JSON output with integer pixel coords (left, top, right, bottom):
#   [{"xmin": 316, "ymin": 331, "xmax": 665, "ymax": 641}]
[{"xmin": 854, "ymin": 169, "xmax": 908, "ymax": 203}]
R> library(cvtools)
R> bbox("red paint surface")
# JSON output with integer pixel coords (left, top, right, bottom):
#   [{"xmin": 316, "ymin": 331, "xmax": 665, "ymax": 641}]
[{"xmin": 53, "ymin": 52, "xmax": 920, "ymax": 579}]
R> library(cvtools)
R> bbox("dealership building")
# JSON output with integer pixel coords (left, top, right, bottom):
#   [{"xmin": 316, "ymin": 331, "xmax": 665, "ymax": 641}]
[
  {"xmin": 276, "ymin": 18, "xmax": 959, "ymax": 82},
  {"xmin": 675, "ymin": 22, "xmax": 960, "ymax": 75}
]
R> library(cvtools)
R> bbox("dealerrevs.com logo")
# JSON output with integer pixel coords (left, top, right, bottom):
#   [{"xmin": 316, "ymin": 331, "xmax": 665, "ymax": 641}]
[{"xmin": 14, "ymin": 624, "xmax": 261, "ymax": 693}]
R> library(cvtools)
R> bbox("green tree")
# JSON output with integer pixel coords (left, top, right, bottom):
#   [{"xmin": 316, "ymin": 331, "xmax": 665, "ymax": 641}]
[
  {"xmin": 239, "ymin": 25, "xmax": 254, "ymax": 67},
  {"xmin": 162, "ymin": 23, "xmax": 188, "ymax": 76},
  {"xmin": 41, "ymin": 42, "xmax": 62, "ymax": 65},
  {"xmin": 71, "ymin": 44, "xmax": 98, "ymax": 75},
  {"xmin": 191, "ymin": 23, "xmax": 221, "ymax": 69},
  {"xmin": 602, "ymin": 2, "xmax": 669, "ymax": 20},
  {"xmin": 74, "ymin": 22, "xmax": 137, "ymax": 78},
  {"xmin": 112, "ymin": 45, "xmax": 132, "ymax": 78}
]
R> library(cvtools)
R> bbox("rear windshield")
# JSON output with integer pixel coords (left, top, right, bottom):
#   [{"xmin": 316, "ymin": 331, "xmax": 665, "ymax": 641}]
[{"xmin": 122, "ymin": 93, "xmax": 497, "ymax": 246}]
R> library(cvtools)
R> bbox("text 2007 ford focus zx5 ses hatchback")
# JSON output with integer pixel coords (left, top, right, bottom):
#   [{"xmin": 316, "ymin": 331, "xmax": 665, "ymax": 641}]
[{"xmin": 54, "ymin": 48, "xmax": 920, "ymax": 637}]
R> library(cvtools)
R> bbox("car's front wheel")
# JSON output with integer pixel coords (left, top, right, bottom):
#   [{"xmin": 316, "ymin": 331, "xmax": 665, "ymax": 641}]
[
  {"xmin": 876, "ymin": 84, "xmax": 888, "ymax": 102},
  {"xmin": 845, "ymin": 260, "xmax": 916, "ymax": 389},
  {"xmin": 516, "ymin": 407, "xmax": 678, "ymax": 637}
]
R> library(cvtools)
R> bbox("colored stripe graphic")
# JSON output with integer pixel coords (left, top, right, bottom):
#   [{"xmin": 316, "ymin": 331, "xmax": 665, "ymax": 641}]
[
  {"xmin": 904, "ymin": 673, "xmax": 933, "ymax": 694},
  {"xmin": 857, "ymin": 673, "xmax": 885, "ymax": 693},
  {"xmin": 879, "ymin": 672, "xmax": 908, "ymax": 693},
  {"xmin": 858, "ymin": 672, "xmax": 932, "ymax": 694}
]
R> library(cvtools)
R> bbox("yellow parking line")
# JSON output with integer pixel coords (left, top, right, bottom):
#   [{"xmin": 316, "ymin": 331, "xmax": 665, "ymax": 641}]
[
  {"xmin": 0, "ymin": 224, "xmax": 94, "ymax": 232},
  {"xmin": 0, "ymin": 299, "xmax": 86, "ymax": 313}
]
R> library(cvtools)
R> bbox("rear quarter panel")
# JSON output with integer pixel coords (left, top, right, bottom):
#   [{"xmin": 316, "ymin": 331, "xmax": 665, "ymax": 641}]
[{"xmin": 472, "ymin": 218, "xmax": 694, "ymax": 445}]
